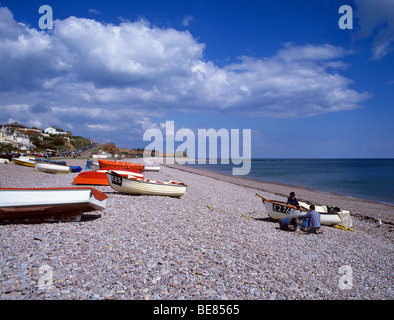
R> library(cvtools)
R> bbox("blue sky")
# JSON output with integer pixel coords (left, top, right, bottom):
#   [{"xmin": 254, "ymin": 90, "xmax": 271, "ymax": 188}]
[{"xmin": 0, "ymin": 0, "xmax": 393, "ymax": 158}]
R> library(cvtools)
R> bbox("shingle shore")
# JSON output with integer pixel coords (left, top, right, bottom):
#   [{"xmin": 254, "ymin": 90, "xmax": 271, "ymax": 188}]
[{"xmin": 0, "ymin": 158, "xmax": 392, "ymax": 300}]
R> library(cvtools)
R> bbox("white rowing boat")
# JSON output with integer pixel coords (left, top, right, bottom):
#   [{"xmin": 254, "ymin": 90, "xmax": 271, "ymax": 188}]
[
  {"xmin": 35, "ymin": 162, "xmax": 71, "ymax": 174},
  {"xmin": 106, "ymin": 171, "xmax": 187, "ymax": 197},
  {"xmin": 256, "ymin": 194, "xmax": 352, "ymax": 228},
  {"xmin": 0, "ymin": 187, "xmax": 108, "ymax": 223}
]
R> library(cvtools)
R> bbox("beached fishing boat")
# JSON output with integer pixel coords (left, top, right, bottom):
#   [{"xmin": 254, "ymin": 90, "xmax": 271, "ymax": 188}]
[
  {"xmin": 106, "ymin": 171, "xmax": 187, "ymax": 197},
  {"xmin": 35, "ymin": 158, "xmax": 67, "ymax": 166},
  {"xmin": 98, "ymin": 159, "xmax": 160, "ymax": 172},
  {"xmin": 0, "ymin": 187, "xmax": 108, "ymax": 223},
  {"xmin": 73, "ymin": 169, "xmax": 144, "ymax": 185},
  {"xmin": 12, "ymin": 156, "xmax": 36, "ymax": 167},
  {"xmin": 35, "ymin": 162, "xmax": 71, "ymax": 174},
  {"xmin": 0, "ymin": 159, "xmax": 10, "ymax": 164},
  {"xmin": 256, "ymin": 194, "xmax": 352, "ymax": 228}
]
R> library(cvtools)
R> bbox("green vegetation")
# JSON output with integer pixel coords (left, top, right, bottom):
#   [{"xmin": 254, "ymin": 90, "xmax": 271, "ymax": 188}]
[
  {"xmin": 0, "ymin": 143, "xmax": 14, "ymax": 153},
  {"xmin": 29, "ymin": 134, "xmax": 67, "ymax": 151},
  {"xmin": 26, "ymin": 134, "xmax": 92, "ymax": 153},
  {"xmin": 71, "ymin": 136, "xmax": 91, "ymax": 150}
]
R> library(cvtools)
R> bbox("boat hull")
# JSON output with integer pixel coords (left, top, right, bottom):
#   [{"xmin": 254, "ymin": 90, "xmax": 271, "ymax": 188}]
[
  {"xmin": 106, "ymin": 172, "xmax": 187, "ymax": 197},
  {"xmin": 98, "ymin": 159, "xmax": 160, "ymax": 172},
  {"xmin": 0, "ymin": 188, "xmax": 108, "ymax": 223},
  {"xmin": 36, "ymin": 159, "xmax": 67, "ymax": 166},
  {"xmin": 12, "ymin": 158, "xmax": 35, "ymax": 167},
  {"xmin": 257, "ymin": 195, "xmax": 348, "ymax": 226},
  {"xmin": 99, "ymin": 159, "xmax": 145, "ymax": 171},
  {"xmin": 35, "ymin": 162, "xmax": 71, "ymax": 174},
  {"xmin": 73, "ymin": 169, "xmax": 144, "ymax": 185}
]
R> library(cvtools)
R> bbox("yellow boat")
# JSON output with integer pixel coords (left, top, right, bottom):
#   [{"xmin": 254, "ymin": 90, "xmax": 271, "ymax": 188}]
[{"xmin": 12, "ymin": 157, "xmax": 36, "ymax": 167}]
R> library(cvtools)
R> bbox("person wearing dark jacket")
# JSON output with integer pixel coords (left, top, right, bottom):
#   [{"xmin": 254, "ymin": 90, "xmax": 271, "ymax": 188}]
[{"xmin": 287, "ymin": 192, "xmax": 300, "ymax": 209}]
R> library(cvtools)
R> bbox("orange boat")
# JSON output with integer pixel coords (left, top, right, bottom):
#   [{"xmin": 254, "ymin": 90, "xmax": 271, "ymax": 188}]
[
  {"xmin": 98, "ymin": 159, "xmax": 160, "ymax": 172},
  {"xmin": 98, "ymin": 159, "xmax": 144, "ymax": 171},
  {"xmin": 73, "ymin": 169, "xmax": 143, "ymax": 186}
]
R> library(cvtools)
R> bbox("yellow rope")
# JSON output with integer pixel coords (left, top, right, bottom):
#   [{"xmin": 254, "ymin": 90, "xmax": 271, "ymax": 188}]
[
  {"xmin": 241, "ymin": 212, "xmax": 251, "ymax": 221},
  {"xmin": 333, "ymin": 225, "xmax": 354, "ymax": 232}
]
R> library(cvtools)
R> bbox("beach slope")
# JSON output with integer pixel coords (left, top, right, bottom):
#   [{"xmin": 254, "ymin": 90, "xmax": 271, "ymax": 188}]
[{"xmin": 0, "ymin": 158, "xmax": 392, "ymax": 300}]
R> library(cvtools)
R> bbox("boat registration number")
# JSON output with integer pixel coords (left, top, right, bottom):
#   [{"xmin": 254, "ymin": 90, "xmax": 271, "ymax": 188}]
[
  {"xmin": 272, "ymin": 203, "xmax": 291, "ymax": 214},
  {"xmin": 112, "ymin": 174, "xmax": 122, "ymax": 186}
]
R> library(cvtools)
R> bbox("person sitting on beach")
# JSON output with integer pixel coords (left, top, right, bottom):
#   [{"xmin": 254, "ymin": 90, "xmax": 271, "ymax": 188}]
[
  {"xmin": 287, "ymin": 192, "xmax": 300, "ymax": 209},
  {"xmin": 298, "ymin": 205, "xmax": 321, "ymax": 234}
]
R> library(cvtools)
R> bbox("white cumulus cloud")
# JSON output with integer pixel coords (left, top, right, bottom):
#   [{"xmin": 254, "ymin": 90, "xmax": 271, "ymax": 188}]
[{"xmin": 0, "ymin": 6, "xmax": 370, "ymax": 143}]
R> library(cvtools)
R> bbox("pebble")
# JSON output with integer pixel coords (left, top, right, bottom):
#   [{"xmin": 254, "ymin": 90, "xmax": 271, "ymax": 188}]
[{"xmin": 0, "ymin": 158, "xmax": 393, "ymax": 300}]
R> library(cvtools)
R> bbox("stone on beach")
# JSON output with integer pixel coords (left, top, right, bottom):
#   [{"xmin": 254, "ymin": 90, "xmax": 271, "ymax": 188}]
[{"xmin": 0, "ymin": 158, "xmax": 393, "ymax": 300}]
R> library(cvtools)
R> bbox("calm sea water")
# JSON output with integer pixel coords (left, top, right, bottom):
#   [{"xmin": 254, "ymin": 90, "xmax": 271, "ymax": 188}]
[{"xmin": 185, "ymin": 159, "xmax": 394, "ymax": 205}]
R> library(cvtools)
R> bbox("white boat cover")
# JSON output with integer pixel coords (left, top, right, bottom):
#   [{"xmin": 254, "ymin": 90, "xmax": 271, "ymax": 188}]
[{"xmin": 338, "ymin": 210, "xmax": 353, "ymax": 229}]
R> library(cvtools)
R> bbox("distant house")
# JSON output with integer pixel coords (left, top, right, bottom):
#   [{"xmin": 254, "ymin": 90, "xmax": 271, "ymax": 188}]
[
  {"xmin": 14, "ymin": 131, "xmax": 32, "ymax": 150},
  {"xmin": 31, "ymin": 126, "xmax": 43, "ymax": 133},
  {"xmin": 23, "ymin": 129, "xmax": 44, "ymax": 141},
  {"xmin": 0, "ymin": 124, "xmax": 33, "ymax": 150},
  {"xmin": 44, "ymin": 126, "xmax": 67, "ymax": 136},
  {"xmin": 92, "ymin": 151, "xmax": 110, "ymax": 159},
  {"xmin": 0, "ymin": 125, "xmax": 8, "ymax": 142},
  {"xmin": 4, "ymin": 122, "xmax": 28, "ymax": 130}
]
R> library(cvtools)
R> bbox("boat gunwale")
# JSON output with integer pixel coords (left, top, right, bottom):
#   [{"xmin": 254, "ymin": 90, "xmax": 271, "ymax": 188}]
[
  {"xmin": 257, "ymin": 194, "xmax": 345, "ymax": 215},
  {"xmin": 0, "ymin": 187, "xmax": 108, "ymax": 201},
  {"xmin": 107, "ymin": 171, "xmax": 186, "ymax": 187}
]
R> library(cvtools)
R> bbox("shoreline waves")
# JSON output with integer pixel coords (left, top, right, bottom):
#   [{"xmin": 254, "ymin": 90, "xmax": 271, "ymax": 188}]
[{"xmin": 0, "ymin": 158, "xmax": 393, "ymax": 300}]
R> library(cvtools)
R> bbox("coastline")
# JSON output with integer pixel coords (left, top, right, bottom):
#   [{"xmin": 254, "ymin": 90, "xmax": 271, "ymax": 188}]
[
  {"xmin": 164, "ymin": 162, "xmax": 394, "ymax": 225},
  {"xmin": 0, "ymin": 158, "xmax": 393, "ymax": 300}
]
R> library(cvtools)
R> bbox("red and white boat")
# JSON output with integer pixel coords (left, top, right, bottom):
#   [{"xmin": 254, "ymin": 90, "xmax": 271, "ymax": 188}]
[
  {"xmin": 98, "ymin": 159, "xmax": 160, "ymax": 172},
  {"xmin": 0, "ymin": 187, "xmax": 108, "ymax": 223},
  {"xmin": 72, "ymin": 169, "xmax": 144, "ymax": 185}
]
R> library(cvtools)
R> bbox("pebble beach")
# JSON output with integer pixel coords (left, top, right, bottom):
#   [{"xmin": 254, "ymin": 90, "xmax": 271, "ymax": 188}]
[{"xmin": 0, "ymin": 158, "xmax": 393, "ymax": 300}]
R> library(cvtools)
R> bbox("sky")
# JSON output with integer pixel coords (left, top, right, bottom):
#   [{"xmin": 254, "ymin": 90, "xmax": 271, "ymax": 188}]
[{"xmin": 0, "ymin": 0, "xmax": 393, "ymax": 158}]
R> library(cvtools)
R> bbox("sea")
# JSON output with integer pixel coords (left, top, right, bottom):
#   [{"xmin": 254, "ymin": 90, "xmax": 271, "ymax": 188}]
[{"xmin": 185, "ymin": 159, "xmax": 394, "ymax": 206}]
